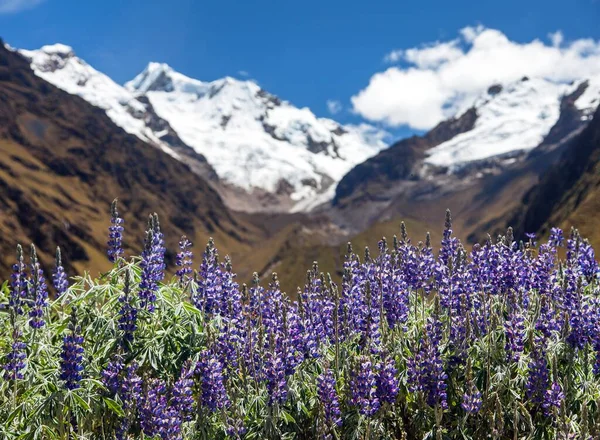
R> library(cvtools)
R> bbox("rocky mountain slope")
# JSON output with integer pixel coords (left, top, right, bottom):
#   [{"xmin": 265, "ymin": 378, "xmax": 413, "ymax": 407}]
[
  {"xmin": 330, "ymin": 75, "xmax": 600, "ymax": 241},
  {"xmin": 511, "ymin": 105, "xmax": 600, "ymax": 249},
  {"xmin": 0, "ymin": 41, "xmax": 260, "ymax": 281},
  {"xmin": 20, "ymin": 44, "xmax": 388, "ymax": 213}
]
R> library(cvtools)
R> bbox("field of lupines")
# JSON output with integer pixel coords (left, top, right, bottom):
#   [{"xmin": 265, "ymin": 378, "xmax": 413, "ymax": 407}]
[{"xmin": 1, "ymin": 200, "xmax": 599, "ymax": 440}]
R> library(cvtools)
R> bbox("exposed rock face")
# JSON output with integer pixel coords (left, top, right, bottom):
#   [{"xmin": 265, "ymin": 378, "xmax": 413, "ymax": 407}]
[
  {"xmin": 510, "ymin": 105, "xmax": 600, "ymax": 249},
  {"xmin": 333, "ymin": 107, "xmax": 478, "ymax": 206}
]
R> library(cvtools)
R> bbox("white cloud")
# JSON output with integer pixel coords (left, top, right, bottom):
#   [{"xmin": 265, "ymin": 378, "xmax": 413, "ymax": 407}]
[
  {"xmin": 384, "ymin": 50, "xmax": 403, "ymax": 63},
  {"xmin": 238, "ymin": 70, "xmax": 249, "ymax": 77},
  {"xmin": 460, "ymin": 24, "xmax": 485, "ymax": 43},
  {"xmin": 0, "ymin": 0, "xmax": 45, "ymax": 13},
  {"xmin": 402, "ymin": 40, "xmax": 463, "ymax": 69},
  {"xmin": 353, "ymin": 26, "xmax": 600, "ymax": 130},
  {"xmin": 549, "ymin": 31, "xmax": 564, "ymax": 48},
  {"xmin": 326, "ymin": 99, "xmax": 342, "ymax": 115}
]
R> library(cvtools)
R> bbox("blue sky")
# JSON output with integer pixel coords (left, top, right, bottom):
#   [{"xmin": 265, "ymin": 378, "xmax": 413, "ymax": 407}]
[{"xmin": 1, "ymin": 0, "xmax": 599, "ymax": 138}]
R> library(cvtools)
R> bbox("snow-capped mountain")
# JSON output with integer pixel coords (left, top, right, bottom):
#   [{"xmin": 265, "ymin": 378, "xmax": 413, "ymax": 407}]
[
  {"xmin": 19, "ymin": 44, "xmax": 388, "ymax": 212},
  {"xmin": 19, "ymin": 44, "xmax": 181, "ymax": 158},
  {"xmin": 425, "ymin": 76, "xmax": 600, "ymax": 170},
  {"xmin": 333, "ymin": 71, "xmax": 600, "ymax": 234},
  {"xmin": 124, "ymin": 63, "xmax": 387, "ymax": 211}
]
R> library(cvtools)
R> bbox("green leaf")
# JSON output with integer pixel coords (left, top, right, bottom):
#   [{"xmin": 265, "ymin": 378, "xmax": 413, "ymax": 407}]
[
  {"xmin": 72, "ymin": 392, "xmax": 91, "ymax": 412},
  {"xmin": 103, "ymin": 397, "xmax": 125, "ymax": 417},
  {"xmin": 5, "ymin": 404, "xmax": 22, "ymax": 426},
  {"xmin": 41, "ymin": 426, "xmax": 60, "ymax": 440},
  {"xmin": 280, "ymin": 410, "xmax": 296, "ymax": 424}
]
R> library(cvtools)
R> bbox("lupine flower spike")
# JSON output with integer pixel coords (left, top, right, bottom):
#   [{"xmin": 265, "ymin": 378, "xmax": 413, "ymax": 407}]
[
  {"xmin": 53, "ymin": 247, "xmax": 69, "ymax": 297},
  {"xmin": 139, "ymin": 214, "xmax": 166, "ymax": 312},
  {"xmin": 28, "ymin": 244, "xmax": 48, "ymax": 329},
  {"xmin": 60, "ymin": 307, "xmax": 84, "ymax": 389},
  {"xmin": 318, "ymin": 368, "xmax": 342, "ymax": 427},
  {"xmin": 108, "ymin": 198, "xmax": 124, "ymax": 263},
  {"xmin": 9, "ymin": 244, "xmax": 27, "ymax": 316},
  {"xmin": 175, "ymin": 235, "xmax": 193, "ymax": 283}
]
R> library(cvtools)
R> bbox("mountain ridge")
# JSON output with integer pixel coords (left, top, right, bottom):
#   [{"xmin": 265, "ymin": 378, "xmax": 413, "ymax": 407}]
[
  {"xmin": 0, "ymin": 40, "xmax": 261, "ymax": 282},
  {"xmin": 19, "ymin": 43, "xmax": 389, "ymax": 213},
  {"xmin": 328, "ymin": 74, "xmax": 600, "ymax": 242}
]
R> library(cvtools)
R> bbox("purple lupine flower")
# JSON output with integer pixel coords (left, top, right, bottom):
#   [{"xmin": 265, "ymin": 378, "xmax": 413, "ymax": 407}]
[
  {"xmin": 317, "ymin": 369, "xmax": 342, "ymax": 426},
  {"xmin": 3, "ymin": 249, "xmax": 28, "ymax": 379},
  {"xmin": 120, "ymin": 362, "xmax": 142, "ymax": 405},
  {"xmin": 216, "ymin": 260, "xmax": 246, "ymax": 370},
  {"xmin": 504, "ymin": 310, "xmax": 525, "ymax": 363},
  {"xmin": 193, "ymin": 238, "xmax": 222, "ymax": 315},
  {"xmin": 140, "ymin": 378, "xmax": 182, "ymax": 440},
  {"xmin": 298, "ymin": 264, "xmax": 330, "ymax": 354},
  {"xmin": 567, "ymin": 305, "xmax": 590, "ymax": 351},
  {"xmin": 118, "ymin": 270, "xmax": 137, "ymax": 344},
  {"xmin": 140, "ymin": 378, "xmax": 166, "ymax": 435},
  {"xmin": 264, "ymin": 345, "xmax": 288, "ymax": 405},
  {"xmin": 28, "ymin": 245, "xmax": 48, "ymax": 329},
  {"xmin": 3, "ymin": 328, "xmax": 26, "ymax": 381},
  {"xmin": 59, "ymin": 307, "xmax": 84, "ymax": 390},
  {"xmin": 526, "ymin": 339, "xmax": 549, "ymax": 407},
  {"xmin": 376, "ymin": 356, "xmax": 399, "ymax": 404},
  {"xmin": 549, "ymin": 228, "xmax": 564, "ymax": 247},
  {"xmin": 157, "ymin": 407, "xmax": 183, "ymax": 440},
  {"xmin": 172, "ymin": 362, "xmax": 195, "ymax": 421},
  {"xmin": 53, "ymin": 247, "xmax": 69, "ymax": 297},
  {"xmin": 138, "ymin": 214, "xmax": 166, "ymax": 312},
  {"xmin": 175, "ymin": 236, "xmax": 193, "ymax": 282},
  {"xmin": 101, "ymin": 357, "xmax": 124, "ymax": 395},
  {"xmin": 116, "ymin": 362, "xmax": 143, "ymax": 440},
  {"xmin": 409, "ymin": 312, "xmax": 448, "ymax": 410},
  {"xmin": 536, "ymin": 296, "xmax": 560, "ymax": 339},
  {"xmin": 578, "ymin": 240, "xmax": 598, "ymax": 280},
  {"xmin": 281, "ymin": 302, "xmax": 305, "ymax": 376},
  {"xmin": 196, "ymin": 349, "xmax": 229, "ymax": 411},
  {"xmin": 361, "ymin": 281, "xmax": 382, "ymax": 352},
  {"xmin": 381, "ymin": 252, "xmax": 410, "ymax": 330},
  {"xmin": 108, "ymin": 198, "xmax": 124, "ymax": 263},
  {"xmin": 102, "ymin": 357, "xmax": 142, "ymax": 440},
  {"xmin": 439, "ymin": 209, "xmax": 459, "ymax": 267},
  {"xmin": 350, "ymin": 356, "xmax": 380, "ymax": 416},
  {"xmin": 338, "ymin": 243, "xmax": 361, "ymax": 341},
  {"xmin": 462, "ymin": 388, "xmax": 482, "ymax": 414},
  {"xmin": 422, "ymin": 341, "xmax": 448, "ymax": 409},
  {"xmin": 9, "ymin": 244, "xmax": 27, "ymax": 316},
  {"xmin": 407, "ymin": 340, "xmax": 426, "ymax": 394},
  {"xmin": 543, "ymin": 382, "xmax": 565, "ymax": 416}
]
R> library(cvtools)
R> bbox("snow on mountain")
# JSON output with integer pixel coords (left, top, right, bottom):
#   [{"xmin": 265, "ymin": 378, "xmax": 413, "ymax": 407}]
[
  {"xmin": 19, "ymin": 44, "xmax": 180, "ymax": 159},
  {"xmin": 19, "ymin": 45, "xmax": 388, "ymax": 211},
  {"xmin": 125, "ymin": 63, "xmax": 388, "ymax": 207},
  {"xmin": 575, "ymin": 77, "xmax": 600, "ymax": 120},
  {"xmin": 425, "ymin": 77, "xmax": 596, "ymax": 169}
]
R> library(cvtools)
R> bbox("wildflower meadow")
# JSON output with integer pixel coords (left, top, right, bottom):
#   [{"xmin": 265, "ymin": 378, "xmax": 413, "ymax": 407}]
[{"xmin": 1, "ymin": 200, "xmax": 599, "ymax": 439}]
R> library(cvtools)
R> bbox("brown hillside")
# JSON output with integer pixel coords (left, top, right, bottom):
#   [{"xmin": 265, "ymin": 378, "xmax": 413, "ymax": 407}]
[{"xmin": 0, "ymin": 41, "xmax": 260, "ymax": 282}]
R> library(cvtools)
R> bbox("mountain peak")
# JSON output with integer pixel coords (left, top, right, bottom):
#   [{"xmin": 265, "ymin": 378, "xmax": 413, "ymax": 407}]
[
  {"xmin": 125, "ymin": 62, "xmax": 176, "ymax": 93},
  {"xmin": 19, "ymin": 44, "xmax": 79, "ymax": 75},
  {"xmin": 39, "ymin": 43, "xmax": 75, "ymax": 57}
]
